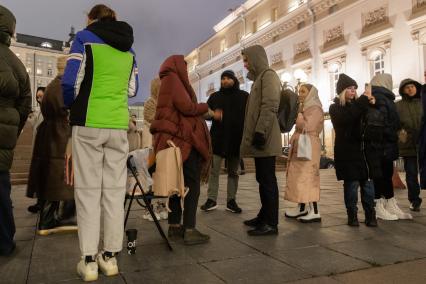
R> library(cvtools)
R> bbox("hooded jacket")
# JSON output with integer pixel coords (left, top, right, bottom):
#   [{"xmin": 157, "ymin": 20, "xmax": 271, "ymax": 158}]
[
  {"xmin": 240, "ymin": 45, "xmax": 282, "ymax": 158},
  {"xmin": 62, "ymin": 20, "xmax": 139, "ymax": 129},
  {"xmin": 0, "ymin": 5, "xmax": 32, "ymax": 171},
  {"xmin": 329, "ymin": 95, "xmax": 382, "ymax": 180},
  {"xmin": 419, "ymin": 85, "xmax": 426, "ymax": 189},
  {"xmin": 371, "ymin": 74, "xmax": 400, "ymax": 161},
  {"xmin": 208, "ymin": 71, "xmax": 248, "ymax": 157},
  {"xmin": 150, "ymin": 55, "xmax": 211, "ymax": 180},
  {"xmin": 396, "ymin": 79, "xmax": 423, "ymax": 157}
]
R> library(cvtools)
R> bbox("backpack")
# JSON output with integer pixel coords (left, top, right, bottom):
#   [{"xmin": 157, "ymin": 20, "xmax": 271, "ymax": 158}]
[
  {"xmin": 260, "ymin": 69, "xmax": 299, "ymax": 133},
  {"xmin": 278, "ymin": 87, "xmax": 299, "ymax": 133},
  {"xmin": 363, "ymin": 106, "xmax": 385, "ymax": 144}
]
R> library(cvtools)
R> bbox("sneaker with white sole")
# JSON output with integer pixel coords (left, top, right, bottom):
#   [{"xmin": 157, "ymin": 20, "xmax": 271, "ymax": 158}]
[
  {"xmin": 157, "ymin": 202, "xmax": 168, "ymax": 220},
  {"xmin": 385, "ymin": 197, "xmax": 413, "ymax": 220},
  {"xmin": 375, "ymin": 199, "xmax": 398, "ymax": 221},
  {"xmin": 77, "ymin": 256, "xmax": 98, "ymax": 282},
  {"xmin": 97, "ymin": 252, "xmax": 119, "ymax": 277},
  {"xmin": 142, "ymin": 208, "xmax": 161, "ymax": 222},
  {"xmin": 298, "ymin": 202, "xmax": 321, "ymax": 223}
]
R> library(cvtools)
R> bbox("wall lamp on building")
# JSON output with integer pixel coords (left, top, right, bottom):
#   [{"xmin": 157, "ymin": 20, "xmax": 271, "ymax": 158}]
[
  {"xmin": 293, "ymin": 68, "xmax": 308, "ymax": 91},
  {"xmin": 280, "ymin": 72, "xmax": 293, "ymax": 90}
]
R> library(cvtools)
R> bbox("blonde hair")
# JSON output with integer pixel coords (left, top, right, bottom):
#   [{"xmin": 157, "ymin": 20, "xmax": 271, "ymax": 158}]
[
  {"xmin": 338, "ymin": 89, "xmax": 358, "ymax": 106},
  {"xmin": 56, "ymin": 55, "xmax": 68, "ymax": 75},
  {"xmin": 150, "ymin": 78, "xmax": 161, "ymax": 99}
]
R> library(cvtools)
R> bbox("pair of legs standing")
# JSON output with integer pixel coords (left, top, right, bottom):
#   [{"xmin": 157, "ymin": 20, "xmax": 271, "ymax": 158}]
[
  {"xmin": 0, "ymin": 171, "xmax": 15, "ymax": 256},
  {"xmin": 202, "ymin": 155, "xmax": 241, "ymax": 213},
  {"xmin": 168, "ymin": 150, "xmax": 210, "ymax": 245},
  {"xmin": 244, "ymin": 157, "xmax": 279, "ymax": 236},
  {"xmin": 72, "ymin": 126, "xmax": 128, "ymax": 281},
  {"xmin": 374, "ymin": 158, "xmax": 412, "ymax": 220},
  {"xmin": 343, "ymin": 180, "xmax": 377, "ymax": 226},
  {"xmin": 403, "ymin": 156, "xmax": 422, "ymax": 211}
]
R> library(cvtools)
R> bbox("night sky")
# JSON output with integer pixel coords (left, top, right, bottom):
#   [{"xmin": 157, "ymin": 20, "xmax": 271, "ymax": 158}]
[{"xmin": 2, "ymin": 0, "xmax": 245, "ymax": 103}]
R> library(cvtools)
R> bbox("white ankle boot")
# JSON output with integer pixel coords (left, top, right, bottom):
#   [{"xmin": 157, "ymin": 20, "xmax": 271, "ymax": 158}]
[
  {"xmin": 298, "ymin": 202, "xmax": 321, "ymax": 223},
  {"xmin": 375, "ymin": 199, "xmax": 398, "ymax": 221},
  {"xmin": 385, "ymin": 198, "xmax": 413, "ymax": 220},
  {"xmin": 285, "ymin": 203, "xmax": 308, "ymax": 218}
]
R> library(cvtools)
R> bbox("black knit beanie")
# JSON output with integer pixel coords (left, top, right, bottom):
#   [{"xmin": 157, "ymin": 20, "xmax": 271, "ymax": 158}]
[{"xmin": 336, "ymin": 73, "xmax": 358, "ymax": 94}]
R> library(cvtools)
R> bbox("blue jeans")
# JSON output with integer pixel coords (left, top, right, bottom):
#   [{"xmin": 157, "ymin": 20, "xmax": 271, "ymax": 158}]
[
  {"xmin": 0, "ymin": 171, "xmax": 15, "ymax": 254},
  {"xmin": 404, "ymin": 156, "xmax": 422, "ymax": 206},
  {"xmin": 343, "ymin": 180, "xmax": 375, "ymax": 213}
]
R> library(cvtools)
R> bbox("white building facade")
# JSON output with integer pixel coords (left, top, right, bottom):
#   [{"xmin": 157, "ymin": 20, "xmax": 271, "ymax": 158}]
[
  {"xmin": 186, "ymin": 0, "xmax": 426, "ymax": 156},
  {"xmin": 10, "ymin": 33, "xmax": 71, "ymax": 109}
]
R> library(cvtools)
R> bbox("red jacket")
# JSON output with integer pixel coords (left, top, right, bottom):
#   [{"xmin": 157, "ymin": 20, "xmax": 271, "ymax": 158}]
[{"xmin": 150, "ymin": 55, "xmax": 210, "ymax": 163}]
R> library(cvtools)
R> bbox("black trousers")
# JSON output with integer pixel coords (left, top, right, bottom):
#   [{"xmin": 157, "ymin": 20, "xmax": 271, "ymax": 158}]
[
  {"xmin": 168, "ymin": 150, "xmax": 201, "ymax": 229},
  {"xmin": 0, "ymin": 171, "xmax": 15, "ymax": 254},
  {"xmin": 254, "ymin": 157, "xmax": 279, "ymax": 226},
  {"xmin": 373, "ymin": 158, "xmax": 394, "ymax": 199}
]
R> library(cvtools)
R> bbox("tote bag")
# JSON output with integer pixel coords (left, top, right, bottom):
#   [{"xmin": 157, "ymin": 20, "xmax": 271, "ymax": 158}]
[
  {"xmin": 297, "ymin": 132, "xmax": 312, "ymax": 161},
  {"xmin": 152, "ymin": 140, "xmax": 188, "ymax": 210}
]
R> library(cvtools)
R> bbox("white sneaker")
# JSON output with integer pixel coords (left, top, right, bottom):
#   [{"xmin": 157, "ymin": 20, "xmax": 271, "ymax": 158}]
[
  {"xmin": 143, "ymin": 209, "xmax": 161, "ymax": 222},
  {"xmin": 285, "ymin": 203, "xmax": 308, "ymax": 218},
  {"xmin": 157, "ymin": 203, "xmax": 168, "ymax": 220},
  {"xmin": 385, "ymin": 198, "xmax": 413, "ymax": 220},
  {"xmin": 96, "ymin": 252, "xmax": 119, "ymax": 277},
  {"xmin": 375, "ymin": 199, "xmax": 398, "ymax": 221},
  {"xmin": 77, "ymin": 258, "xmax": 98, "ymax": 282},
  {"xmin": 298, "ymin": 203, "xmax": 321, "ymax": 223}
]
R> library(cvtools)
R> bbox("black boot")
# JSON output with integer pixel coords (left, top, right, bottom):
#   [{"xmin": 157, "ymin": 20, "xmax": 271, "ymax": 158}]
[
  {"xmin": 38, "ymin": 201, "xmax": 60, "ymax": 235},
  {"xmin": 347, "ymin": 210, "xmax": 359, "ymax": 227},
  {"xmin": 365, "ymin": 209, "xmax": 378, "ymax": 227},
  {"xmin": 57, "ymin": 200, "xmax": 77, "ymax": 226}
]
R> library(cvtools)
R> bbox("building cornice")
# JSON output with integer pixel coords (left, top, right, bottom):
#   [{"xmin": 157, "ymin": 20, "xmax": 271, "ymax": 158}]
[{"xmin": 189, "ymin": 0, "xmax": 352, "ymax": 79}]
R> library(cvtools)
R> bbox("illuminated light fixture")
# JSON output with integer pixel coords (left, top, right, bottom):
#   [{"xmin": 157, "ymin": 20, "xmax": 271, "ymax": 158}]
[
  {"xmin": 16, "ymin": 53, "xmax": 20, "ymax": 57},
  {"xmin": 294, "ymin": 68, "xmax": 307, "ymax": 82},
  {"xmin": 328, "ymin": 62, "xmax": 341, "ymax": 73},
  {"xmin": 281, "ymin": 72, "xmax": 292, "ymax": 83},
  {"xmin": 41, "ymin": 41, "xmax": 53, "ymax": 48}
]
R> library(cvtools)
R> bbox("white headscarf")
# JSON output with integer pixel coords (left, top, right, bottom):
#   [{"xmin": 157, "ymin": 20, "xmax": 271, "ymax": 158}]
[{"xmin": 302, "ymin": 84, "xmax": 322, "ymax": 111}]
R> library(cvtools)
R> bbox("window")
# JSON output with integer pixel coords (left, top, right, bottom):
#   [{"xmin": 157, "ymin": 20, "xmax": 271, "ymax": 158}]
[
  {"xmin": 272, "ymin": 8, "xmax": 279, "ymax": 22},
  {"xmin": 47, "ymin": 68, "xmax": 53, "ymax": 77},
  {"xmin": 41, "ymin": 41, "xmax": 53, "ymax": 48},
  {"xmin": 220, "ymin": 39, "xmax": 227, "ymax": 52},
  {"xmin": 373, "ymin": 53, "xmax": 385, "ymax": 75},
  {"xmin": 252, "ymin": 20, "xmax": 258, "ymax": 33}
]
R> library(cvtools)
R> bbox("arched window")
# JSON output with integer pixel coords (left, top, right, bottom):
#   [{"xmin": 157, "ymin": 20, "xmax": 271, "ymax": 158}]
[{"xmin": 368, "ymin": 48, "xmax": 386, "ymax": 76}]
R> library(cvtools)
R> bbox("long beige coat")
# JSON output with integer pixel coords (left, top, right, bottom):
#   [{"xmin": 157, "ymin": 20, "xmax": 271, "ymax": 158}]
[
  {"xmin": 240, "ymin": 45, "xmax": 282, "ymax": 158},
  {"xmin": 285, "ymin": 104, "xmax": 324, "ymax": 203}
]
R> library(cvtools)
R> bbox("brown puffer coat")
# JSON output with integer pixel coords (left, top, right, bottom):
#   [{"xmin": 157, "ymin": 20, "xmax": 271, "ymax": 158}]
[
  {"xmin": 27, "ymin": 76, "xmax": 73, "ymax": 201},
  {"xmin": 150, "ymin": 55, "xmax": 211, "ymax": 180}
]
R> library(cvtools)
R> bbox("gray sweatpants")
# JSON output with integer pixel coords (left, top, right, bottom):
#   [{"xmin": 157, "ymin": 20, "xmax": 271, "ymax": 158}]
[
  {"xmin": 207, "ymin": 155, "xmax": 240, "ymax": 202},
  {"xmin": 72, "ymin": 126, "xmax": 128, "ymax": 256}
]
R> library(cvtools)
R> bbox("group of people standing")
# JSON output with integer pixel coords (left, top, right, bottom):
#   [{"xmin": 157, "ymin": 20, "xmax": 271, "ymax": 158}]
[{"xmin": 1, "ymin": 3, "xmax": 426, "ymax": 283}]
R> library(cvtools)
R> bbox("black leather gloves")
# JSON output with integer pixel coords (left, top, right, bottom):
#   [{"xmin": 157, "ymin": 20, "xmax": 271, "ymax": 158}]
[{"xmin": 252, "ymin": 132, "xmax": 266, "ymax": 150}]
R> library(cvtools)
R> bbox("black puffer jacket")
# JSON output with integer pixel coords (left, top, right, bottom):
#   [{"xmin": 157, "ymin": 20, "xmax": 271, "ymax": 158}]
[
  {"xmin": 372, "ymin": 86, "xmax": 400, "ymax": 161},
  {"xmin": 329, "ymin": 96, "xmax": 382, "ymax": 180},
  {"xmin": 207, "ymin": 74, "xmax": 248, "ymax": 157},
  {"xmin": 0, "ymin": 6, "xmax": 32, "ymax": 171}
]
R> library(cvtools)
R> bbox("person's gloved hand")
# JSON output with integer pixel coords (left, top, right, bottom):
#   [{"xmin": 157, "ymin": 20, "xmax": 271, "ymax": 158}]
[{"xmin": 252, "ymin": 132, "xmax": 266, "ymax": 150}]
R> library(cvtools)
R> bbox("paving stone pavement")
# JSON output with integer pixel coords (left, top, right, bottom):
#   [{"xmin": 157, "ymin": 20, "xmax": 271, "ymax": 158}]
[{"xmin": 1, "ymin": 169, "xmax": 426, "ymax": 283}]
